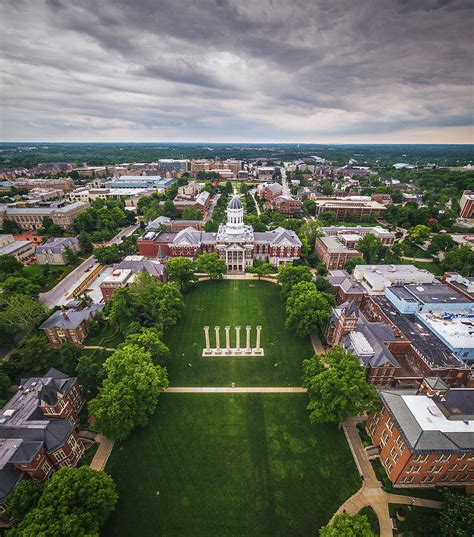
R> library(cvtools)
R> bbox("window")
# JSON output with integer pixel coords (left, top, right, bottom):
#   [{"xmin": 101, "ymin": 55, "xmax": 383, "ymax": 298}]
[
  {"xmin": 393, "ymin": 452, "xmax": 400, "ymax": 464},
  {"xmin": 54, "ymin": 449, "xmax": 66, "ymax": 462},
  {"xmin": 386, "ymin": 418, "xmax": 394, "ymax": 433},
  {"xmin": 435, "ymin": 454, "xmax": 451, "ymax": 463},
  {"xmin": 457, "ymin": 454, "xmax": 466, "ymax": 461},
  {"xmin": 460, "ymin": 474, "xmax": 469, "ymax": 481},
  {"xmin": 420, "ymin": 475, "xmax": 435, "ymax": 484},
  {"xmin": 458, "ymin": 464, "xmax": 467, "ymax": 472},
  {"xmin": 390, "ymin": 447, "xmax": 396, "ymax": 458},
  {"xmin": 451, "ymin": 474, "xmax": 459, "ymax": 482},
  {"xmin": 447, "ymin": 464, "xmax": 457, "ymax": 472},
  {"xmin": 380, "ymin": 430, "xmax": 389, "ymax": 447},
  {"xmin": 399, "ymin": 476, "xmax": 414, "ymax": 484},
  {"xmin": 439, "ymin": 474, "xmax": 449, "ymax": 482},
  {"xmin": 414, "ymin": 454, "xmax": 429, "ymax": 463},
  {"xmin": 396, "ymin": 435, "xmax": 405, "ymax": 453},
  {"xmin": 42, "ymin": 460, "xmax": 52, "ymax": 474},
  {"xmin": 384, "ymin": 458, "xmax": 393, "ymax": 474}
]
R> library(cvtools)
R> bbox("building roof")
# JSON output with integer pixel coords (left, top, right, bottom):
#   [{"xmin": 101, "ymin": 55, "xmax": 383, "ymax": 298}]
[
  {"xmin": 116, "ymin": 256, "xmax": 164, "ymax": 277},
  {"xmin": 0, "ymin": 240, "xmax": 33, "ymax": 256},
  {"xmin": 371, "ymin": 296, "xmax": 469, "ymax": 371},
  {"xmin": 379, "ymin": 388, "xmax": 474, "ymax": 453},
  {"xmin": 317, "ymin": 236, "xmax": 361, "ymax": 254},
  {"xmin": 39, "ymin": 304, "xmax": 104, "ymax": 331},
  {"xmin": 36, "ymin": 237, "xmax": 79, "ymax": 254},
  {"xmin": 228, "ymin": 197, "xmax": 243, "ymax": 210},
  {"xmin": 417, "ymin": 312, "xmax": 474, "ymax": 351},
  {"xmin": 389, "ymin": 283, "xmax": 471, "ymax": 306}
]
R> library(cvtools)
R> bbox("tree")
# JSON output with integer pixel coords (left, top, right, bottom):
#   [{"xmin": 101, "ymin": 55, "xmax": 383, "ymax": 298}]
[
  {"xmin": 0, "ymin": 370, "xmax": 11, "ymax": 403},
  {"xmin": 76, "ymin": 351, "xmax": 107, "ymax": 397},
  {"xmin": 427, "ymin": 234, "xmax": 454, "ymax": 256},
  {"xmin": 78, "ymin": 231, "xmax": 93, "ymax": 254},
  {"xmin": 163, "ymin": 199, "xmax": 177, "ymax": 218},
  {"xmin": 195, "ymin": 252, "xmax": 227, "ymax": 279},
  {"xmin": 409, "ymin": 224, "xmax": 431, "ymax": 244},
  {"xmin": 89, "ymin": 345, "xmax": 169, "ymax": 441},
  {"xmin": 314, "ymin": 275, "xmax": 333, "ymax": 294},
  {"xmin": 439, "ymin": 492, "xmax": 474, "ymax": 537},
  {"xmin": 276, "ymin": 263, "xmax": 312, "ymax": 299},
  {"xmin": 357, "ymin": 233, "xmax": 383, "ymax": 264},
  {"xmin": 165, "ymin": 257, "xmax": 196, "ymax": 291},
  {"xmin": 298, "ymin": 220, "xmax": 323, "ymax": 245},
  {"xmin": 120, "ymin": 327, "xmax": 170, "ymax": 366},
  {"xmin": 319, "ymin": 513, "xmax": 376, "ymax": 537},
  {"xmin": 0, "ymin": 295, "xmax": 45, "ymax": 341},
  {"xmin": 182, "ymin": 207, "xmax": 203, "ymax": 220},
  {"xmin": 344, "ymin": 256, "xmax": 364, "ymax": 274},
  {"xmin": 63, "ymin": 246, "xmax": 79, "ymax": 265},
  {"xmin": 4, "ymin": 480, "xmax": 45, "ymax": 522},
  {"xmin": 7, "ymin": 466, "xmax": 118, "ymax": 536},
  {"xmin": 303, "ymin": 346, "xmax": 379, "ymax": 425},
  {"xmin": 93, "ymin": 244, "xmax": 122, "ymax": 264},
  {"xmin": 12, "ymin": 334, "xmax": 58, "ymax": 375},
  {"xmin": 1, "ymin": 277, "xmax": 40, "ymax": 298},
  {"xmin": 250, "ymin": 262, "xmax": 274, "ymax": 279},
  {"xmin": 285, "ymin": 281, "xmax": 333, "ymax": 337},
  {"xmin": 108, "ymin": 288, "xmax": 136, "ymax": 332},
  {"xmin": 441, "ymin": 245, "xmax": 474, "ymax": 276},
  {"xmin": 319, "ymin": 211, "xmax": 338, "ymax": 224},
  {"xmin": 58, "ymin": 342, "xmax": 81, "ymax": 376},
  {"xmin": 0, "ymin": 255, "xmax": 22, "ymax": 277}
]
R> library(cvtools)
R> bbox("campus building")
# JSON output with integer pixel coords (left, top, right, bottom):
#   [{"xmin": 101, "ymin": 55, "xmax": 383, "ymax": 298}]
[
  {"xmin": 314, "ymin": 197, "xmax": 386, "ymax": 221},
  {"xmin": 0, "ymin": 234, "xmax": 35, "ymax": 262},
  {"xmin": 138, "ymin": 196, "xmax": 301, "ymax": 273},
  {"xmin": 40, "ymin": 304, "xmax": 104, "ymax": 347},
  {"xmin": 366, "ymin": 379, "xmax": 474, "ymax": 488},
  {"xmin": 36, "ymin": 237, "xmax": 80, "ymax": 265},
  {"xmin": 353, "ymin": 265, "xmax": 435, "ymax": 294},
  {"xmin": 459, "ymin": 190, "xmax": 474, "ymax": 219},
  {"xmin": 0, "ymin": 201, "xmax": 89, "ymax": 231},
  {"xmin": 145, "ymin": 216, "xmax": 203, "ymax": 233},
  {"xmin": 0, "ymin": 368, "xmax": 85, "ymax": 508}
]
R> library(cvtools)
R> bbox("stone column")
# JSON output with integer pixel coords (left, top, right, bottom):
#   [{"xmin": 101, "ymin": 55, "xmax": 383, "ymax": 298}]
[
  {"xmin": 214, "ymin": 326, "xmax": 221, "ymax": 353},
  {"xmin": 255, "ymin": 325, "xmax": 262, "ymax": 353},
  {"xmin": 245, "ymin": 325, "xmax": 252, "ymax": 353},
  {"xmin": 235, "ymin": 326, "xmax": 241, "ymax": 354},
  {"xmin": 225, "ymin": 326, "xmax": 231, "ymax": 354},
  {"xmin": 204, "ymin": 326, "xmax": 211, "ymax": 354}
]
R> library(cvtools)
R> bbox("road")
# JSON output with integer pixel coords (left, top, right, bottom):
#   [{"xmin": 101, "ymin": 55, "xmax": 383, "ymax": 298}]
[
  {"xmin": 39, "ymin": 224, "xmax": 139, "ymax": 308},
  {"xmin": 203, "ymin": 193, "xmax": 221, "ymax": 223}
]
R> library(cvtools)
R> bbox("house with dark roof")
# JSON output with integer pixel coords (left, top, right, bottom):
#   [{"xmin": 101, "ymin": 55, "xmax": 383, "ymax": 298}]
[
  {"xmin": 366, "ymin": 380, "xmax": 474, "ymax": 488},
  {"xmin": 36, "ymin": 237, "xmax": 80, "ymax": 265},
  {"xmin": 40, "ymin": 304, "xmax": 104, "ymax": 347},
  {"xmin": 0, "ymin": 369, "xmax": 85, "ymax": 508}
]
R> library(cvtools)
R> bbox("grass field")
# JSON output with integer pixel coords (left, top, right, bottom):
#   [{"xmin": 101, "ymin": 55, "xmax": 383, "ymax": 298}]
[
  {"xmin": 163, "ymin": 280, "xmax": 315, "ymax": 386},
  {"xmin": 389, "ymin": 504, "xmax": 440, "ymax": 536},
  {"xmin": 104, "ymin": 394, "xmax": 361, "ymax": 537}
]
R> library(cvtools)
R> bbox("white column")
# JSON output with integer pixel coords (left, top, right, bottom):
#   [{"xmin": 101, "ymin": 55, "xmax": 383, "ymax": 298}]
[
  {"xmin": 204, "ymin": 326, "xmax": 211, "ymax": 354},
  {"xmin": 235, "ymin": 326, "xmax": 241, "ymax": 353},
  {"xmin": 255, "ymin": 325, "xmax": 262, "ymax": 353},
  {"xmin": 245, "ymin": 325, "xmax": 251, "ymax": 353},
  {"xmin": 225, "ymin": 326, "xmax": 231, "ymax": 354},
  {"xmin": 215, "ymin": 326, "xmax": 221, "ymax": 353}
]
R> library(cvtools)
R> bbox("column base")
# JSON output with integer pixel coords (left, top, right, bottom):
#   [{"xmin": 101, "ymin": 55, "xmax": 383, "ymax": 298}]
[{"xmin": 202, "ymin": 348, "xmax": 265, "ymax": 357}]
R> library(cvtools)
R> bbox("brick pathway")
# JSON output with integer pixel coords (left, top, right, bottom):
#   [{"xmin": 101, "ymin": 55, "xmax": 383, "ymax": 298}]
[
  {"xmin": 90, "ymin": 433, "xmax": 115, "ymax": 471},
  {"xmin": 330, "ymin": 417, "xmax": 442, "ymax": 536},
  {"xmin": 163, "ymin": 387, "xmax": 307, "ymax": 393}
]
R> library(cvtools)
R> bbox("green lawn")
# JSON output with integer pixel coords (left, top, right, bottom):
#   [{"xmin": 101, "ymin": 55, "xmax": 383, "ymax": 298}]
[
  {"xmin": 104, "ymin": 394, "xmax": 361, "ymax": 537},
  {"xmin": 389, "ymin": 503, "xmax": 440, "ymax": 536},
  {"xmin": 23, "ymin": 262, "xmax": 81, "ymax": 291},
  {"xmin": 83, "ymin": 323, "xmax": 122, "ymax": 348},
  {"xmin": 163, "ymin": 280, "xmax": 314, "ymax": 386}
]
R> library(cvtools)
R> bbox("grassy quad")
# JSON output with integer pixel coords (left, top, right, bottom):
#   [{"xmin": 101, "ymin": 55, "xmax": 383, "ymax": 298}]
[
  {"xmin": 104, "ymin": 394, "xmax": 361, "ymax": 537},
  {"xmin": 163, "ymin": 279, "xmax": 314, "ymax": 386}
]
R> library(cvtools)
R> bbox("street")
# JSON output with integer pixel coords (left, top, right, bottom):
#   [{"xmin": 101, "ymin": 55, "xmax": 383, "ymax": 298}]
[
  {"xmin": 39, "ymin": 224, "xmax": 140, "ymax": 308},
  {"xmin": 280, "ymin": 162, "xmax": 291, "ymax": 196}
]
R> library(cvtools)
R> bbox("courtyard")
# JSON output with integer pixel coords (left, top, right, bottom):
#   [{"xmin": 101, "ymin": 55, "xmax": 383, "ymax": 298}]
[
  {"xmin": 103, "ymin": 279, "xmax": 360, "ymax": 535},
  {"xmin": 163, "ymin": 279, "xmax": 315, "ymax": 386},
  {"xmin": 104, "ymin": 394, "xmax": 361, "ymax": 537}
]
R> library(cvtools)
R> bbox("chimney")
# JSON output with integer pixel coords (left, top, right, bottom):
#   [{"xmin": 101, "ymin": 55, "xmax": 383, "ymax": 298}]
[{"xmin": 60, "ymin": 306, "xmax": 68, "ymax": 320}]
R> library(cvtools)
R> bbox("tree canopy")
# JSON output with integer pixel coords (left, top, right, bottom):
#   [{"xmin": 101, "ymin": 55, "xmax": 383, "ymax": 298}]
[
  {"xmin": 439, "ymin": 492, "xmax": 474, "ymax": 537},
  {"xmin": 276, "ymin": 263, "xmax": 312, "ymax": 299},
  {"xmin": 285, "ymin": 281, "xmax": 334, "ymax": 337},
  {"xmin": 303, "ymin": 346, "xmax": 379, "ymax": 425},
  {"xmin": 6, "ymin": 466, "xmax": 118, "ymax": 537},
  {"xmin": 195, "ymin": 252, "xmax": 227, "ymax": 279},
  {"xmin": 89, "ymin": 344, "xmax": 169, "ymax": 441},
  {"xmin": 165, "ymin": 257, "xmax": 196, "ymax": 291},
  {"xmin": 441, "ymin": 245, "xmax": 474, "ymax": 276},
  {"xmin": 319, "ymin": 512, "xmax": 376, "ymax": 537}
]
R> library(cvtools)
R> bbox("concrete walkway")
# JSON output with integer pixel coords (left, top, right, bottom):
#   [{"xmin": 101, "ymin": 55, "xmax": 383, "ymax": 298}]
[
  {"xmin": 89, "ymin": 433, "xmax": 115, "ymax": 471},
  {"xmin": 330, "ymin": 417, "xmax": 442, "ymax": 536},
  {"xmin": 164, "ymin": 387, "xmax": 307, "ymax": 393},
  {"xmin": 310, "ymin": 333, "xmax": 325, "ymax": 355},
  {"xmin": 401, "ymin": 256, "xmax": 433, "ymax": 263},
  {"xmin": 250, "ymin": 192, "xmax": 262, "ymax": 216}
]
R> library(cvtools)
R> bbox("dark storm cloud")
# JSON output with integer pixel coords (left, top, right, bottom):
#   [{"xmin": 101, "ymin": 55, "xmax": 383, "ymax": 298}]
[{"xmin": 1, "ymin": 0, "xmax": 473, "ymax": 141}]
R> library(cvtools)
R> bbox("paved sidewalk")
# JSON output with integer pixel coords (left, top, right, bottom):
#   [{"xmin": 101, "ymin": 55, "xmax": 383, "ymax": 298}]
[
  {"xmin": 310, "ymin": 333, "xmax": 325, "ymax": 355},
  {"xmin": 90, "ymin": 433, "xmax": 115, "ymax": 471},
  {"xmin": 164, "ymin": 387, "xmax": 307, "ymax": 393},
  {"xmin": 330, "ymin": 417, "xmax": 442, "ymax": 537}
]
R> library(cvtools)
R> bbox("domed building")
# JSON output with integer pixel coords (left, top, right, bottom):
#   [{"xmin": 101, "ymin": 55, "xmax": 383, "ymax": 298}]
[{"xmin": 138, "ymin": 196, "xmax": 302, "ymax": 273}]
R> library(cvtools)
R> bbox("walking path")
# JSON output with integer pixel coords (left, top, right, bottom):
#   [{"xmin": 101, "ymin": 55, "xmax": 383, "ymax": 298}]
[
  {"xmin": 330, "ymin": 417, "xmax": 442, "ymax": 536},
  {"xmin": 164, "ymin": 387, "xmax": 307, "ymax": 393},
  {"xmin": 90, "ymin": 433, "xmax": 115, "ymax": 471},
  {"xmin": 401, "ymin": 256, "xmax": 433, "ymax": 262},
  {"xmin": 310, "ymin": 333, "xmax": 325, "ymax": 355},
  {"xmin": 250, "ymin": 191, "xmax": 262, "ymax": 216}
]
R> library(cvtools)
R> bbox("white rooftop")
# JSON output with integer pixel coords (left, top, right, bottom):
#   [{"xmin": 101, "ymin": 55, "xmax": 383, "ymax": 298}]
[
  {"xmin": 102, "ymin": 269, "xmax": 133, "ymax": 284},
  {"xmin": 402, "ymin": 395, "xmax": 474, "ymax": 433},
  {"xmin": 418, "ymin": 313, "xmax": 474, "ymax": 349}
]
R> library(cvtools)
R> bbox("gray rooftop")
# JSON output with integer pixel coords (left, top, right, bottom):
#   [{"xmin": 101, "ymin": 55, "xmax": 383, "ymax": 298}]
[
  {"xmin": 40, "ymin": 304, "xmax": 104, "ymax": 331},
  {"xmin": 389, "ymin": 283, "xmax": 471, "ymax": 305},
  {"xmin": 36, "ymin": 237, "xmax": 79, "ymax": 254}
]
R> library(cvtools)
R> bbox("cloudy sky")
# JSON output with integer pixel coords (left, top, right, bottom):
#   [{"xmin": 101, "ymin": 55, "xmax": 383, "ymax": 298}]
[{"xmin": 1, "ymin": 0, "xmax": 473, "ymax": 143}]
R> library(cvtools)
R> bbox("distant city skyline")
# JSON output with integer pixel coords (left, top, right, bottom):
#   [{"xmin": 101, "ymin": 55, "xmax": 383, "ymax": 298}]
[{"xmin": 1, "ymin": 0, "xmax": 473, "ymax": 144}]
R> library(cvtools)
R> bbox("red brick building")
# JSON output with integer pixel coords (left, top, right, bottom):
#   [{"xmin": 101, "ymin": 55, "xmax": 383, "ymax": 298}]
[
  {"xmin": 259, "ymin": 182, "xmax": 283, "ymax": 202},
  {"xmin": 0, "ymin": 368, "xmax": 86, "ymax": 508},
  {"xmin": 366, "ymin": 378, "xmax": 474, "ymax": 488},
  {"xmin": 314, "ymin": 197, "xmax": 386, "ymax": 221},
  {"xmin": 138, "ymin": 197, "xmax": 301, "ymax": 273},
  {"xmin": 270, "ymin": 196, "xmax": 303, "ymax": 217},
  {"xmin": 40, "ymin": 304, "xmax": 104, "ymax": 347},
  {"xmin": 459, "ymin": 190, "xmax": 474, "ymax": 219}
]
